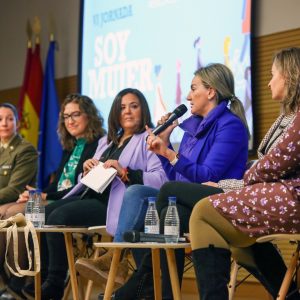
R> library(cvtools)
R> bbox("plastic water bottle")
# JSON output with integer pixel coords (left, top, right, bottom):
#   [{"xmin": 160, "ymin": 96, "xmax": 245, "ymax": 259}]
[
  {"xmin": 164, "ymin": 196, "xmax": 180, "ymax": 243},
  {"xmin": 25, "ymin": 190, "xmax": 35, "ymax": 222},
  {"xmin": 32, "ymin": 190, "xmax": 45, "ymax": 228},
  {"xmin": 144, "ymin": 197, "xmax": 160, "ymax": 234}
]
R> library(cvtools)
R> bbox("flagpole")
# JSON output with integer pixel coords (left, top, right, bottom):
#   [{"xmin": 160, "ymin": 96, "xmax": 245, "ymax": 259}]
[
  {"xmin": 32, "ymin": 16, "xmax": 41, "ymax": 45},
  {"xmin": 26, "ymin": 19, "xmax": 32, "ymax": 49},
  {"xmin": 18, "ymin": 20, "xmax": 33, "ymax": 122}
]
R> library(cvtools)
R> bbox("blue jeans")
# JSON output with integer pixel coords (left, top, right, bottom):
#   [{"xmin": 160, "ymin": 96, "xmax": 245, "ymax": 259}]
[{"xmin": 114, "ymin": 185, "xmax": 159, "ymax": 242}]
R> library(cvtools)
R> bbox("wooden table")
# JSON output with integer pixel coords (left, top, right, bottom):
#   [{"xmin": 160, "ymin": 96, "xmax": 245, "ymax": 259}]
[
  {"xmin": 94, "ymin": 242, "xmax": 191, "ymax": 300},
  {"xmin": 1, "ymin": 226, "xmax": 90, "ymax": 300}
]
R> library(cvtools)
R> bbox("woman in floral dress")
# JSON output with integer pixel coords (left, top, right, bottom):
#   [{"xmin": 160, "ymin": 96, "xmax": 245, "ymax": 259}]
[{"xmin": 190, "ymin": 47, "xmax": 300, "ymax": 300}]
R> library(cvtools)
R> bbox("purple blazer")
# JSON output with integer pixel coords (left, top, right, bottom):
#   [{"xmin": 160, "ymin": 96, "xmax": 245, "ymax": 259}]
[{"xmin": 64, "ymin": 132, "xmax": 167, "ymax": 235}]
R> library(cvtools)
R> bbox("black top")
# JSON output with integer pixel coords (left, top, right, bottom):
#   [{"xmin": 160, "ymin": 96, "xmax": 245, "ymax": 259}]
[{"xmin": 83, "ymin": 136, "xmax": 143, "ymax": 202}]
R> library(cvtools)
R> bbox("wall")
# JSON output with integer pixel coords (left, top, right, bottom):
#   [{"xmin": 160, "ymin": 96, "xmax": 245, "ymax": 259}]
[
  {"xmin": 0, "ymin": 0, "xmax": 79, "ymax": 90},
  {"xmin": 0, "ymin": 0, "xmax": 300, "ymax": 92},
  {"xmin": 253, "ymin": 0, "xmax": 300, "ymax": 36}
]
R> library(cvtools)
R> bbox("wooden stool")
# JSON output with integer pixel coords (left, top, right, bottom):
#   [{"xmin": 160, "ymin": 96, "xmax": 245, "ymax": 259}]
[{"xmin": 94, "ymin": 242, "xmax": 191, "ymax": 300}]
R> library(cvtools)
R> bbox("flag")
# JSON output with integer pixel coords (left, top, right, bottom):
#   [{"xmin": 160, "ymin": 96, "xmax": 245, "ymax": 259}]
[
  {"xmin": 38, "ymin": 40, "xmax": 62, "ymax": 189},
  {"xmin": 19, "ymin": 43, "xmax": 43, "ymax": 147}
]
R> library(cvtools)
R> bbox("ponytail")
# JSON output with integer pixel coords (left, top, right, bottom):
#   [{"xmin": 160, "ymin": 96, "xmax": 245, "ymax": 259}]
[{"xmin": 228, "ymin": 95, "xmax": 250, "ymax": 137}]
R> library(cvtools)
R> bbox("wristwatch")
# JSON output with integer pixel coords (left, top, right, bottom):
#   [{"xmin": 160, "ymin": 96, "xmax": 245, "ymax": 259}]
[{"xmin": 170, "ymin": 153, "xmax": 179, "ymax": 166}]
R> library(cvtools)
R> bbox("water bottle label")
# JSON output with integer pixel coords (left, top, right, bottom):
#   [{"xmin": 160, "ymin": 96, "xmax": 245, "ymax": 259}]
[
  {"xmin": 25, "ymin": 213, "xmax": 32, "ymax": 222},
  {"xmin": 164, "ymin": 225, "xmax": 179, "ymax": 236},
  {"xmin": 32, "ymin": 213, "xmax": 39, "ymax": 222},
  {"xmin": 145, "ymin": 225, "xmax": 159, "ymax": 234},
  {"xmin": 38, "ymin": 213, "xmax": 45, "ymax": 222}
]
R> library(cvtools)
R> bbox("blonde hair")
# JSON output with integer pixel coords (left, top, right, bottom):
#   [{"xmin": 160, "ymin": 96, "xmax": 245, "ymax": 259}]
[
  {"xmin": 194, "ymin": 63, "xmax": 249, "ymax": 134},
  {"xmin": 273, "ymin": 47, "xmax": 300, "ymax": 114}
]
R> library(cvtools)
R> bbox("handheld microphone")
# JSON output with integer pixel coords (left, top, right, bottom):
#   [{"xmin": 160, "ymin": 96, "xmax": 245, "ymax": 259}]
[
  {"xmin": 152, "ymin": 104, "xmax": 188, "ymax": 136},
  {"xmin": 123, "ymin": 230, "xmax": 186, "ymax": 243}
]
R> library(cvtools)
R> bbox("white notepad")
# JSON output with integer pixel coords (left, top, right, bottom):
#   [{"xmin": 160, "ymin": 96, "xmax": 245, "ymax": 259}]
[{"xmin": 80, "ymin": 162, "xmax": 117, "ymax": 193}]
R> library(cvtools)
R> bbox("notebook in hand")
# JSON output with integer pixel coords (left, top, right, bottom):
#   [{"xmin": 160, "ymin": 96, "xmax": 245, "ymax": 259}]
[{"xmin": 80, "ymin": 162, "xmax": 117, "ymax": 193}]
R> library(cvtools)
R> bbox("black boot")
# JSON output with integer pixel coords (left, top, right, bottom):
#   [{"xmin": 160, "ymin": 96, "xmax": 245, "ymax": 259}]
[
  {"xmin": 98, "ymin": 252, "xmax": 154, "ymax": 300},
  {"xmin": 240, "ymin": 242, "xmax": 299, "ymax": 300},
  {"xmin": 6, "ymin": 276, "xmax": 26, "ymax": 300},
  {"xmin": 22, "ymin": 268, "xmax": 49, "ymax": 300},
  {"xmin": 22, "ymin": 271, "xmax": 65, "ymax": 300},
  {"xmin": 39, "ymin": 280, "xmax": 65, "ymax": 300},
  {"xmin": 192, "ymin": 246, "xmax": 231, "ymax": 300}
]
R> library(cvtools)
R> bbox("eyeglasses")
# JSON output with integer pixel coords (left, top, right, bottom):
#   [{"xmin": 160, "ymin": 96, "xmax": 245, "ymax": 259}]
[{"xmin": 62, "ymin": 111, "xmax": 82, "ymax": 122}]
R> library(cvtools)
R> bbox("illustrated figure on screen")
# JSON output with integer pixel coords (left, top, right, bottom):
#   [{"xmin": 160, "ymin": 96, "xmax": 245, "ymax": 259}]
[
  {"xmin": 224, "ymin": 36, "xmax": 231, "ymax": 68},
  {"xmin": 194, "ymin": 36, "xmax": 204, "ymax": 70},
  {"xmin": 175, "ymin": 60, "xmax": 182, "ymax": 106},
  {"xmin": 240, "ymin": 0, "xmax": 251, "ymax": 63},
  {"xmin": 244, "ymin": 66, "xmax": 253, "ymax": 137},
  {"xmin": 244, "ymin": 66, "xmax": 252, "ymax": 113},
  {"xmin": 154, "ymin": 64, "xmax": 167, "ymax": 123}
]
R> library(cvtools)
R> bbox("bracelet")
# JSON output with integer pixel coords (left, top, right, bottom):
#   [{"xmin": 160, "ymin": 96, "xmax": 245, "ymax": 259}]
[
  {"xmin": 170, "ymin": 153, "xmax": 179, "ymax": 166},
  {"xmin": 120, "ymin": 167, "xmax": 129, "ymax": 182}
]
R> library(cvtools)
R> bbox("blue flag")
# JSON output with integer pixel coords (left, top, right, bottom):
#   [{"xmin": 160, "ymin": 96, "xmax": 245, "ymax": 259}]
[{"xmin": 38, "ymin": 41, "xmax": 62, "ymax": 189}]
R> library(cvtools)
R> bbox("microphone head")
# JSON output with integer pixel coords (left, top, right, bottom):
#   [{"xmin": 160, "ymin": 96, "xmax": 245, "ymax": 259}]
[
  {"xmin": 123, "ymin": 230, "xmax": 140, "ymax": 243},
  {"xmin": 173, "ymin": 104, "xmax": 188, "ymax": 118}
]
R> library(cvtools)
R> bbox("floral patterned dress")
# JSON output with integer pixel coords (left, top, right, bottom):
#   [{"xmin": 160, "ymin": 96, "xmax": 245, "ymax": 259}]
[{"xmin": 209, "ymin": 110, "xmax": 300, "ymax": 237}]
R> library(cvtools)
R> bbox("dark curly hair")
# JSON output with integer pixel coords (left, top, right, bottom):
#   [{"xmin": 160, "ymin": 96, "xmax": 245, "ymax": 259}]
[{"xmin": 58, "ymin": 93, "xmax": 106, "ymax": 150}]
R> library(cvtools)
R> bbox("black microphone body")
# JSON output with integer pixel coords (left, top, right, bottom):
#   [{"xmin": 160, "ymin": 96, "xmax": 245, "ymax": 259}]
[
  {"xmin": 152, "ymin": 104, "xmax": 188, "ymax": 136},
  {"xmin": 123, "ymin": 230, "xmax": 184, "ymax": 243}
]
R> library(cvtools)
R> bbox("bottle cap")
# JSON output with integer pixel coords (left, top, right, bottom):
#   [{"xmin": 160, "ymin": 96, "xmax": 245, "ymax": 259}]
[
  {"xmin": 29, "ymin": 190, "xmax": 35, "ymax": 195},
  {"xmin": 148, "ymin": 197, "xmax": 157, "ymax": 202},
  {"xmin": 168, "ymin": 196, "xmax": 176, "ymax": 203}
]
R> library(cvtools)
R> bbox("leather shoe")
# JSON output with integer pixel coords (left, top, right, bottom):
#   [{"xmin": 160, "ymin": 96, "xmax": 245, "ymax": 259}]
[
  {"xmin": 0, "ymin": 291, "xmax": 15, "ymax": 300},
  {"xmin": 40, "ymin": 281, "xmax": 64, "ymax": 300},
  {"xmin": 75, "ymin": 250, "xmax": 128, "ymax": 286},
  {"xmin": 21, "ymin": 282, "xmax": 34, "ymax": 300},
  {"xmin": 6, "ymin": 276, "xmax": 26, "ymax": 300},
  {"xmin": 22, "ymin": 280, "xmax": 64, "ymax": 300}
]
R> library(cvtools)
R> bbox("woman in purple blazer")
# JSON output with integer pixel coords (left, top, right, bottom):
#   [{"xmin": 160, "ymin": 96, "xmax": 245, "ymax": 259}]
[{"xmin": 23, "ymin": 88, "xmax": 167, "ymax": 300}]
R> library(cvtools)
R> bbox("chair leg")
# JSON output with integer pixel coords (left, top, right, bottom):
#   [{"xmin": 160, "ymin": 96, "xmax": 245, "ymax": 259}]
[
  {"xmin": 84, "ymin": 247, "xmax": 102, "ymax": 300},
  {"xmin": 228, "ymin": 260, "xmax": 239, "ymax": 300},
  {"xmin": 62, "ymin": 279, "xmax": 71, "ymax": 300},
  {"xmin": 83, "ymin": 231, "xmax": 112, "ymax": 300},
  {"xmin": 277, "ymin": 243, "xmax": 300, "ymax": 300}
]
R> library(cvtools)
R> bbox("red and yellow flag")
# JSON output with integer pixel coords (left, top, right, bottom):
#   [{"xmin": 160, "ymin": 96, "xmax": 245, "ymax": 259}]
[{"xmin": 19, "ymin": 43, "xmax": 43, "ymax": 147}]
